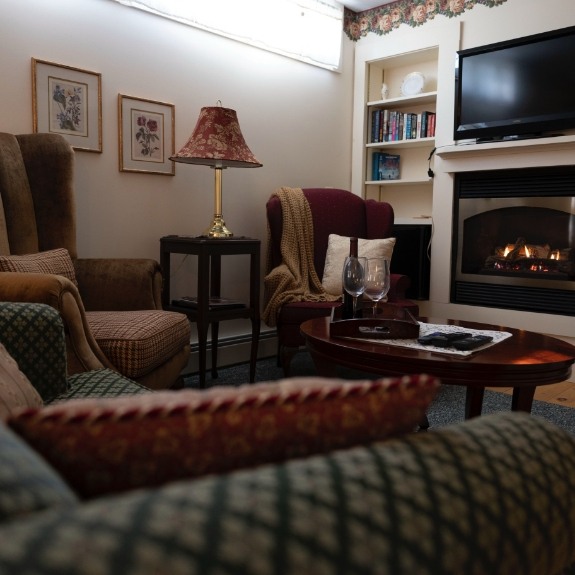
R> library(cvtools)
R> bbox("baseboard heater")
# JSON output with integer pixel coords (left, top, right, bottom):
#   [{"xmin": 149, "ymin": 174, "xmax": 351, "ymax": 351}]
[{"xmin": 189, "ymin": 328, "xmax": 277, "ymax": 355}]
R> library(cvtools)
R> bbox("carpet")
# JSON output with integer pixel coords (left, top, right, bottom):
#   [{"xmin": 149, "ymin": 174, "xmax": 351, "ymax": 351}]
[{"xmin": 184, "ymin": 352, "xmax": 575, "ymax": 436}]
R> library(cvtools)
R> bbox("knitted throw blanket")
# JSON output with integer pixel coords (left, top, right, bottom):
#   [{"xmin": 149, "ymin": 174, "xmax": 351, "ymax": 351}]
[{"xmin": 262, "ymin": 187, "xmax": 339, "ymax": 327}]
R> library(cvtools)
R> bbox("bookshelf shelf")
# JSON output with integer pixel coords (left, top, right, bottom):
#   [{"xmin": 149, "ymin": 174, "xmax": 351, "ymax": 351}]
[
  {"xmin": 367, "ymin": 91, "xmax": 437, "ymax": 108},
  {"xmin": 367, "ymin": 137, "xmax": 435, "ymax": 150},
  {"xmin": 365, "ymin": 178, "xmax": 432, "ymax": 187}
]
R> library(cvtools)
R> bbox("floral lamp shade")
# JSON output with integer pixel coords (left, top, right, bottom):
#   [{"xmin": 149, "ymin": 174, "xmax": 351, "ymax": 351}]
[
  {"xmin": 170, "ymin": 104, "xmax": 262, "ymax": 237},
  {"xmin": 170, "ymin": 106, "xmax": 262, "ymax": 168}
]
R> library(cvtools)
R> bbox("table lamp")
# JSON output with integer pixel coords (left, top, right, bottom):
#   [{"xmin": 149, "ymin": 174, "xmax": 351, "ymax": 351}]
[{"xmin": 170, "ymin": 102, "xmax": 262, "ymax": 238}]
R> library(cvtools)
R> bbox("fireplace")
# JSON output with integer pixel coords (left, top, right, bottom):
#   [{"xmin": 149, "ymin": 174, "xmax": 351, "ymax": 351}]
[{"xmin": 451, "ymin": 166, "xmax": 575, "ymax": 316}]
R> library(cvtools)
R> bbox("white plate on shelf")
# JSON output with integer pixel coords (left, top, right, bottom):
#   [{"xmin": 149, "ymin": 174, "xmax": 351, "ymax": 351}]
[{"xmin": 400, "ymin": 72, "xmax": 425, "ymax": 97}]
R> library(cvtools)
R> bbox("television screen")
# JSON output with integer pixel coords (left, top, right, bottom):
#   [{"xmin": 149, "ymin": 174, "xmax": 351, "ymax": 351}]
[{"xmin": 454, "ymin": 25, "xmax": 575, "ymax": 142}]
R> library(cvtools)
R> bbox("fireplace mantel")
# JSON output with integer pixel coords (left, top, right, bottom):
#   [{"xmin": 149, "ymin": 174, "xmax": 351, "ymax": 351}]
[
  {"xmin": 424, "ymin": 134, "xmax": 575, "ymax": 341},
  {"xmin": 437, "ymin": 134, "xmax": 575, "ymax": 173}
]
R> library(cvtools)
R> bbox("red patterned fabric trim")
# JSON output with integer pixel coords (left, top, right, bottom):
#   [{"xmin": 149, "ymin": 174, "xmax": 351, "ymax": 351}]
[{"xmin": 9, "ymin": 374, "xmax": 439, "ymax": 499}]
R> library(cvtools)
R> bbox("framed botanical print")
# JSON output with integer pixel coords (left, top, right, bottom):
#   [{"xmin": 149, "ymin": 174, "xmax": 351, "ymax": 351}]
[
  {"xmin": 118, "ymin": 94, "xmax": 175, "ymax": 175},
  {"xmin": 32, "ymin": 58, "xmax": 102, "ymax": 152}
]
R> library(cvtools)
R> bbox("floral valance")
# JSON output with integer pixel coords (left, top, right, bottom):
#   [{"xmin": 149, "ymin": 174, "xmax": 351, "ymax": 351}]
[{"xmin": 344, "ymin": 0, "xmax": 509, "ymax": 41}]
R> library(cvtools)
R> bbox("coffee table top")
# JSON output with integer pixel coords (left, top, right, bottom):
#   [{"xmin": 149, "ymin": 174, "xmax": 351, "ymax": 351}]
[{"xmin": 301, "ymin": 316, "xmax": 575, "ymax": 389}]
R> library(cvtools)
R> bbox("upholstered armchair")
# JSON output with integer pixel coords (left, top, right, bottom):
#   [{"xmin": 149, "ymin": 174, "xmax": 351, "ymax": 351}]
[
  {"xmin": 0, "ymin": 132, "xmax": 191, "ymax": 390},
  {"xmin": 264, "ymin": 187, "xmax": 418, "ymax": 374}
]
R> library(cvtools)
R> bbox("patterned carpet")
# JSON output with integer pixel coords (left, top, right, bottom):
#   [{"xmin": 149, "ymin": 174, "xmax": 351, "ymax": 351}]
[{"xmin": 184, "ymin": 352, "xmax": 575, "ymax": 436}]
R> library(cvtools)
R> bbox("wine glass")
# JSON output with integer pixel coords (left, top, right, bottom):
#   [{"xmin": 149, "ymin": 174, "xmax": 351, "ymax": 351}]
[
  {"xmin": 364, "ymin": 257, "xmax": 390, "ymax": 317},
  {"xmin": 342, "ymin": 256, "xmax": 367, "ymax": 318}
]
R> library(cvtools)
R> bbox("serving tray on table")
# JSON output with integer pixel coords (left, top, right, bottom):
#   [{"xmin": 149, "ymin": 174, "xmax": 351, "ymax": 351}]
[{"xmin": 330, "ymin": 304, "xmax": 420, "ymax": 340}]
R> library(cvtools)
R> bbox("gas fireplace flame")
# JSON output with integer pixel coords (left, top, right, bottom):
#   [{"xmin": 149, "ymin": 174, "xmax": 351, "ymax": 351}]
[{"xmin": 484, "ymin": 236, "xmax": 573, "ymax": 278}]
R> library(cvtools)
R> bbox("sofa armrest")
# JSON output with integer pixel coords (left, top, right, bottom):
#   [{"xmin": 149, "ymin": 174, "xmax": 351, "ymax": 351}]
[
  {"xmin": 74, "ymin": 258, "xmax": 163, "ymax": 311},
  {"xmin": 0, "ymin": 272, "xmax": 111, "ymax": 374}
]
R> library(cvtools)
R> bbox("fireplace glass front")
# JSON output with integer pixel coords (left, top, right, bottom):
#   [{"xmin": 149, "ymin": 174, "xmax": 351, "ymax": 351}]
[{"xmin": 451, "ymin": 166, "xmax": 575, "ymax": 316}]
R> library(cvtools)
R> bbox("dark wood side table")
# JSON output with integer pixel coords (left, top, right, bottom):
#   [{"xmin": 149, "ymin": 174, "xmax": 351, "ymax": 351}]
[{"xmin": 160, "ymin": 236, "xmax": 261, "ymax": 388}]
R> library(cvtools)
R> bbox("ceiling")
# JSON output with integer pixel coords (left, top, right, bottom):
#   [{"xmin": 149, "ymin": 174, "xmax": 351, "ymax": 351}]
[{"xmin": 342, "ymin": 0, "xmax": 394, "ymax": 12}]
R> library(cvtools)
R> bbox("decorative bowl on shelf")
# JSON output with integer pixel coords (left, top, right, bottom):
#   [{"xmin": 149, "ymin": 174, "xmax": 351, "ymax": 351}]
[{"xmin": 400, "ymin": 72, "xmax": 425, "ymax": 97}]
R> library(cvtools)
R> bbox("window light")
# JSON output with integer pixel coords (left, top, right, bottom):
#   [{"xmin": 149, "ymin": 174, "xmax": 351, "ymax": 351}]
[{"xmin": 109, "ymin": 0, "xmax": 344, "ymax": 71}]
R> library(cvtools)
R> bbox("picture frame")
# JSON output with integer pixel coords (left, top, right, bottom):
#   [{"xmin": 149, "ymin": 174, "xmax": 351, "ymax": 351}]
[
  {"xmin": 32, "ymin": 58, "xmax": 102, "ymax": 153},
  {"xmin": 118, "ymin": 94, "xmax": 175, "ymax": 176}
]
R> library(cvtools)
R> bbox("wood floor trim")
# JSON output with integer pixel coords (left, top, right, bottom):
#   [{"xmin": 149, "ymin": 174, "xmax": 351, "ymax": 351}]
[{"xmin": 487, "ymin": 380, "xmax": 575, "ymax": 408}]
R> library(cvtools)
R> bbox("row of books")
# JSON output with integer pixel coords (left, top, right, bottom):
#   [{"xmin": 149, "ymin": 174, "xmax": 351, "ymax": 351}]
[
  {"xmin": 371, "ymin": 152, "xmax": 400, "ymax": 181},
  {"xmin": 371, "ymin": 109, "xmax": 436, "ymax": 143}
]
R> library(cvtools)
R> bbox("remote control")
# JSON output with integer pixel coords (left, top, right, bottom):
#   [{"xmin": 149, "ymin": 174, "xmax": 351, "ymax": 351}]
[
  {"xmin": 452, "ymin": 335, "xmax": 493, "ymax": 351},
  {"xmin": 418, "ymin": 332, "xmax": 472, "ymax": 347}
]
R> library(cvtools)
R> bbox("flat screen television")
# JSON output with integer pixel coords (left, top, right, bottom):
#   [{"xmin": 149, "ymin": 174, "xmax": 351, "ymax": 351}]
[{"xmin": 454, "ymin": 25, "xmax": 575, "ymax": 142}]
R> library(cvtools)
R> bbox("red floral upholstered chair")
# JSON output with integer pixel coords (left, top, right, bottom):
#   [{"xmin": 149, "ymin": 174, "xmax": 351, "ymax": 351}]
[
  {"xmin": 264, "ymin": 188, "xmax": 418, "ymax": 374},
  {"xmin": 0, "ymin": 132, "xmax": 190, "ymax": 390}
]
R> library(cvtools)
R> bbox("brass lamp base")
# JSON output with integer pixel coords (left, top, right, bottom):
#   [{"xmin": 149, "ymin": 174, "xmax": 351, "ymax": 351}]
[
  {"xmin": 204, "ymin": 215, "xmax": 233, "ymax": 238},
  {"xmin": 202, "ymin": 166, "xmax": 233, "ymax": 238}
]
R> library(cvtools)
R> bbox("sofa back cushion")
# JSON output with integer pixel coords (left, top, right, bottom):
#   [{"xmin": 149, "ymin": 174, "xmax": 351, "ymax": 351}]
[
  {"xmin": 8, "ymin": 373, "xmax": 439, "ymax": 498},
  {"xmin": 0, "ymin": 132, "xmax": 77, "ymax": 257}
]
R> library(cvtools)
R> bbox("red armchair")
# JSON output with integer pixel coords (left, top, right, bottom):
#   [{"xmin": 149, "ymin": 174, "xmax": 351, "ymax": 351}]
[{"xmin": 265, "ymin": 188, "xmax": 418, "ymax": 374}]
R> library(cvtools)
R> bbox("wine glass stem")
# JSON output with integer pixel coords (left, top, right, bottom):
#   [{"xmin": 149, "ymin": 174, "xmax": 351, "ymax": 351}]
[
  {"xmin": 352, "ymin": 296, "xmax": 358, "ymax": 318},
  {"xmin": 373, "ymin": 302, "xmax": 377, "ymax": 317}
]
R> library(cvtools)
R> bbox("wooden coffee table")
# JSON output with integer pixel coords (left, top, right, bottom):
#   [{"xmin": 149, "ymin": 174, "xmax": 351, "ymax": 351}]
[{"xmin": 300, "ymin": 315, "xmax": 575, "ymax": 419}]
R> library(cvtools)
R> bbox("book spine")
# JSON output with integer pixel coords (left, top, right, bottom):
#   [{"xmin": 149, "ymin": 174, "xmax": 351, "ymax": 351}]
[
  {"xmin": 428, "ymin": 112, "xmax": 436, "ymax": 137},
  {"xmin": 405, "ymin": 113, "xmax": 412, "ymax": 140},
  {"xmin": 372, "ymin": 152, "xmax": 380, "ymax": 181},
  {"xmin": 383, "ymin": 109, "xmax": 389, "ymax": 142},
  {"xmin": 372, "ymin": 109, "xmax": 380, "ymax": 143},
  {"xmin": 420, "ymin": 111, "xmax": 428, "ymax": 139}
]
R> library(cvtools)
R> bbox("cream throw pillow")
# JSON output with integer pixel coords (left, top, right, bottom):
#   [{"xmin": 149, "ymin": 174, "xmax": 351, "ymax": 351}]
[{"xmin": 322, "ymin": 234, "xmax": 395, "ymax": 296}]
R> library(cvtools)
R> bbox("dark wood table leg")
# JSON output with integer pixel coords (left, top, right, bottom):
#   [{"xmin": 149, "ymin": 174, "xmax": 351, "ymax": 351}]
[
  {"xmin": 418, "ymin": 414, "xmax": 430, "ymax": 432},
  {"xmin": 511, "ymin": 386, "xmax": 536, "ymax": 412},
  {"xmin": 309, "ymin": 352, "xmax": 338, "ymax": 377},
  {"xmin": 249, "ymin": 318, "xmax": 260, "ymax": 382},
  {"xmin": 197, "ymin": 250, "xmax": 210, "ymax": 388},
  {"xmin": 210, "ymin": 254, "xmax": 221, "ymax": 379},
  {"xmin": 465, "ymin": 386, "xmax": 485, "ymax": 419},
  {"xmin": 248, "ymin": 247, "xmax": 260, "ymax": 383}
]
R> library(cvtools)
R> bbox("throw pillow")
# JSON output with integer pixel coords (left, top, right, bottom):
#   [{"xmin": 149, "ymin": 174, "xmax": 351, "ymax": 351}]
[
  {"xmin": 0, "ymin": 248, "xmax": 78, "ymax": 286},
  {"xmin": 0, "ymin": 422, "xmax": 78, "ymax": 523},
  {"xmin": 0, "ymin": 343, "xmax": 42, "ymax": 420},
  {"xmin": 8, "ymin": 373, "xmax": 439, "ymax": 499},
  {"xmin": 322, "ymin": 234, "xmax": 396, "ymax": 295}
]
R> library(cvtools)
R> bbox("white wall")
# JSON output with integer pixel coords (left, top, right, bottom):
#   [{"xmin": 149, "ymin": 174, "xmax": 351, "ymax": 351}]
[{"xmin": 0, "ymin": 0, "xmax": 354, "ymax": 338}]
